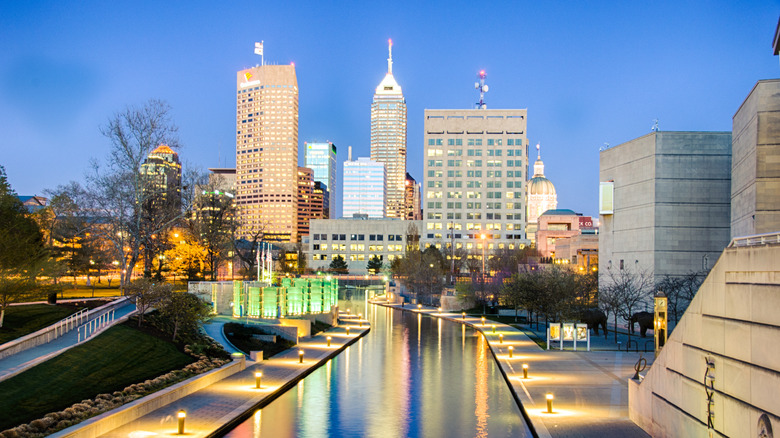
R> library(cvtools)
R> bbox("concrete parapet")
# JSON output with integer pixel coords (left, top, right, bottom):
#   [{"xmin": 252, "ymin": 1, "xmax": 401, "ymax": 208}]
[{"xmin": 50, "ymin": 357, "xmax": 246, "ymax": 438}]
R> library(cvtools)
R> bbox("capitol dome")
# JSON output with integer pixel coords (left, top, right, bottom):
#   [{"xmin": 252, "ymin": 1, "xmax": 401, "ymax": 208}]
[
  {"xmin": 526, "ymin": 143, "xmax": 558, "ymax": 233},
  {"xmin": 528, "ymin": 173, "xmax": 556, "ymax": 195}
]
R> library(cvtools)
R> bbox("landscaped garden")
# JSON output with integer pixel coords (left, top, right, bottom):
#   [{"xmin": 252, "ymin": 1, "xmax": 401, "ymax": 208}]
[{"xmin": 0, "ymin": 304, "xmax": 82, "ymax": 344}]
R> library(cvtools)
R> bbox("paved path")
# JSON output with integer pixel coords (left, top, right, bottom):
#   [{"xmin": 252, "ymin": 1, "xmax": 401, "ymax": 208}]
[
  {"xmin": 373, "ymin": 300, "xmax": 651, "ymax": 438},
  {"xmin": 0, "ymin": 299, "xmax": 137, "ymax": 382},
  {"xmin": 94, "ymin": 313, "xmax": 369, "ymax": 437}
]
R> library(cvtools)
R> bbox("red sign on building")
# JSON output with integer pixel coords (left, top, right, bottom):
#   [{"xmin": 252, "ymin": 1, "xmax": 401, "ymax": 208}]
[{"xmin": 579, "ymin": 216, "xmax": 594, "ymax": 228}]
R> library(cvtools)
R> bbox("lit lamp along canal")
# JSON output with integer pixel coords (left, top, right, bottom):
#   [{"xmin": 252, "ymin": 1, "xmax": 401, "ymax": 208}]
[{"xmin": 224, "ymin": 295, "xmax": 532, "ymax": 437}]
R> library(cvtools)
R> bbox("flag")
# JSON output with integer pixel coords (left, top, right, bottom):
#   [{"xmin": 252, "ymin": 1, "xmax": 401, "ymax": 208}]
[
  {"xmin": 244, "ymin": 72, "xmax": 253, "ymax": 81},
  {"xmin": 254, "ymin": 42, "xmax": 263, "ymax": 56}
]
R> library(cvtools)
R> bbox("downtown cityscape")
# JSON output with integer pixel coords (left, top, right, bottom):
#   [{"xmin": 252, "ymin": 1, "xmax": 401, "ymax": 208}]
[{"xmin": 1, "ymin": 2, "xmax": 780, "ymax": 437}]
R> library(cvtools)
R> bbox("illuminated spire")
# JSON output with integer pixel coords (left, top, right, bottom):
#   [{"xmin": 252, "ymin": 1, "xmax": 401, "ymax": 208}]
[
  {"xmin": 537, "ymin": 143, "xmax": 541, "ymax": 160},
  {"xmin": 388, "ymin": 39, "xmax": 393, "ymax": 74}
]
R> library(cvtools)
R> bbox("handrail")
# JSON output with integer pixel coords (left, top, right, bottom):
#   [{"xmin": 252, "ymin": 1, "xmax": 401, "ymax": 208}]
[{"xmin": 728, "ymin": 232, "xmax": 780, "ymax": 248}]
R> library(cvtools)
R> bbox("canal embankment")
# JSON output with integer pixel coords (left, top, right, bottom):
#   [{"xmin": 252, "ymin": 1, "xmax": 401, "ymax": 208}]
[
  {"xmin": 52, "ymin": 313, "xmax": 369, "ymax": 438},
  {"xmin": 371, "ymin": 298, "xmax": 651, "ymax": 438}
]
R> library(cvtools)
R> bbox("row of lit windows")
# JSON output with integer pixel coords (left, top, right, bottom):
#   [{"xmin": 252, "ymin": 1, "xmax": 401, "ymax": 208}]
[
  {"xmin": 313, "ymin": 254, "xmax": 400, "ymax": 261},
  {"xmin": 427, "ymin": 138, "xmax": 524, "ymax": 146},
  {"xmin": 426, "ymin": 201, "xmax": 523, "ymax": 210}
]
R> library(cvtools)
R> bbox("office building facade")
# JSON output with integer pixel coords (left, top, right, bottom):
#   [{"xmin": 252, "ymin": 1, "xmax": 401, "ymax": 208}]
[
  {"xmin": 343, "ymin": 157, "xmax": 386, "ymax": 218},
  {"xmin": 304, "ymin": 141, "xmax": 337, "ymax": 218},
  {"xmin": 370, "ymin": 41, "xmax": 407, "ymax": 219},
  {"xmin": 235, "ymin": 64, "xmax": 299, "ymax": 242},
  {"xmin": 422, "ymin": 109, "xmax": 529, "ymax": 257}
]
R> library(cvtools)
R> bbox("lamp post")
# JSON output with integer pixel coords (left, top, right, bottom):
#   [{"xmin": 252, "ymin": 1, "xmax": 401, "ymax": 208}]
[
  {"xmin": 508, "ymin": 346, "xmax": 513, "ymax": 358},
  {"xmin": 299, "ymin": 350, "xmax": 304, "ymax": 364},
  {"xmin": 523, "ymin": 363, "xmax": 528, "ymax": 379},
  {"xmin": 327, "ymin": 336, "xmax": 332, "ymax": 347},
  {"xmin": 177, "ymin": 410, "xmax": 186, "ymax": 434}
]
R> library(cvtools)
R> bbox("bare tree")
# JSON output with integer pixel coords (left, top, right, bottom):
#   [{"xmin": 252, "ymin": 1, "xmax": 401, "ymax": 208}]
[
  {"xmin": 189, "ymin": 176, "xmax": 236, "ymax": 281},
  {"xmin": 601, "ymin": 266, "xmax": 654, "ymax": 343},
  {"xmin": 125, "ymin": 278, "xmax": 170, "ymax": 327}
]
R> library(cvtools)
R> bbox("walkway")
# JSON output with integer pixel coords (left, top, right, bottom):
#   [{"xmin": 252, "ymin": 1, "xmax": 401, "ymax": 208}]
[
  {"xmin": 373, "ymin": 300, "xmax": 651, "ymax": 438},
  {"xmin": 75, "ymin": 313, "xmax": 369, "ymax": 437},
  {"xmin": 0, "ymin": 299, "xmax": 137, "ymax": 382}
]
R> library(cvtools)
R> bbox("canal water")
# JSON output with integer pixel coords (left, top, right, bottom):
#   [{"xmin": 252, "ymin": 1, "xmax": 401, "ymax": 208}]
[{"xmin": 224, "ymin": 297, "xmax": 531, "ymax": 438}]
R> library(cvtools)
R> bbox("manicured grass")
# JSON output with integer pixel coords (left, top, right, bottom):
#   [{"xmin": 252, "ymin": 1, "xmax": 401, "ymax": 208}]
[
  {"xmin": 0, "ymin": 324, "xmax": 194, "ymax": 431},
  {"xmin": 0, "ymin": 304, "xmax": 80, "ymax": 345}
]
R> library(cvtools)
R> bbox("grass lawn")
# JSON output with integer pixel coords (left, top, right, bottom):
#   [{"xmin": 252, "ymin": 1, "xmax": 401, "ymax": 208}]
[
  {"xmin": 0, "ymin": 304, "xmax": 81, "ymax": 345},
  {"xmin": 0, "ymin": 324, "xmax": 194, "ymax": 431}
]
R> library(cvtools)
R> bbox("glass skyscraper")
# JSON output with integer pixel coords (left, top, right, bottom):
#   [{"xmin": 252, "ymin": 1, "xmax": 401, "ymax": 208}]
[
  {"xmin": 304, "ymin": 141, "xmax": 337, "ymax": 218},
  {"xmin": 343, "ymin": 157, "xmax": 386, "ymax": 219}
]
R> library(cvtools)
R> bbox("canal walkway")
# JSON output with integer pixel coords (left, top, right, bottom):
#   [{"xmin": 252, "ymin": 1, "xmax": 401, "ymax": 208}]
[
  {"xmin": 74, "ymin": 313, "xmax": 370, "ymax": 438},
  {"xmin": 373, "ymin": 299, "xmax": 651, "ymax": 438}
]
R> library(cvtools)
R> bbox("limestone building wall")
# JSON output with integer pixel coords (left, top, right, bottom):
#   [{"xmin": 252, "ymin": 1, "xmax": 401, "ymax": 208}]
[
  {"xmin": 629, "ymin": 241, "xmax": 780, "ymax": 437},
  {"xmin": 732, "ymin": 79, "xmax": 780, "ymax": 237}
]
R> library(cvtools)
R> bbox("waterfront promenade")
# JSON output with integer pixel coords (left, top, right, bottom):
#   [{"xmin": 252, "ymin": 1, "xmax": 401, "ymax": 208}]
[
  {"xmin": 55, "ymin": 313, "xmax": 369, "ymax": 438},
  {"xmin": 373, "ymin": 299, "xmax": 650, "ymax": 438}
]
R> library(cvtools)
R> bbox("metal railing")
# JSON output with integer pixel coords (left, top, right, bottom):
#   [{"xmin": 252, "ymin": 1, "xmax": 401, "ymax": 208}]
[
  {"xmin": 51, "ymin": 308, "xmax": 88, "ymax": 340},
  {"xmin": 77, "ymin": 309, "xmax": 117, "ymax": 343},
  {"xmin": 728, "ymin": 232, "xmax": 780, "ymax": 248}
]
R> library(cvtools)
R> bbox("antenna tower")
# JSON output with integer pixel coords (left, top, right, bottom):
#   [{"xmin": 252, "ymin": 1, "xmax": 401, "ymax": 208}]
[{"xmin": 475, "ymin": 70, "xmax": 488, "ymax": 109}]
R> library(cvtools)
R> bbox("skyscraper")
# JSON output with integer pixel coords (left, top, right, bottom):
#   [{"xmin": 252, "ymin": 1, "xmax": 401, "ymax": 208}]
[
  {"xmin": 405, "ymin": 172, "xmax": 422, "ymax": 220},
  {"xmin": 421, "ymin": 109, "xmax": 528, "ymax": 256},
  {"xmin": 370, "ymin": 40, "xmax": 407, "ymax": 219},
  {"xmin": 235, "ymin": 63, "xmax": 299, "ymax": 242},
  {"xmin": 304, "ymin": 141, "xmax": 337, "ymax": 218},
  {"xmin": 343, "ymin": 157, "xmax": 386, "ymax": 218},
  {"xmin": 297, "ymin": 167, "xmax": 314, "ymax": 239}
]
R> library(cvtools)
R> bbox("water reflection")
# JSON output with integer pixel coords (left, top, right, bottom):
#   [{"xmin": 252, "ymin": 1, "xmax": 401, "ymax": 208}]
[{"xmin": 224, "ymin": 301, "xmax": 529, "ymax": 438}]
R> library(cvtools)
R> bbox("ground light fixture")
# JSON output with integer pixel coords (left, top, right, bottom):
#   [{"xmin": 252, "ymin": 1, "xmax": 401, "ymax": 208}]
[
  {"xmin": 508, "ymin": 346, "xmax": 514, "ymax": 358},
  {"xmin": 481, "ymin": 316, "xmax": 486, "ymax": 326},
  {"xmin": 346, "ymin": 326, "xmax": 350, "ymax": 336},
  {"xmin": 327, "ymin": 336, "xmax": 332, "ymax": 347},
  {"xmin": 299, "ymin": 350, "xmax": 304, "ymax": 363},
  {"xmin": 523, "ymin": 363, "xmax": 528, "ymax": 379},
  {"xmin": 418, "ymin": 304, "xmax": 422, "ymax": 311},
  {"xmin": 177, "ymin": 410, "xmax": 186, "ymax": 435},
  {"xmin": 438, "ymin": 307, "xmax": 442, "ymax": 313},
  {"xmin": 546, "ymin": 393, "xmax": 554, "ymax": 413},
  {"xmin": 462, "ymin": 312, "xmax": 466, "ymax": 319},
  {"xmin": 499, "ymin": 333, "xmax": 503, "ymax": 343},
  {"xmin": 492, "ymin": 324, "xmax": 496, "ymax": 333},
  {"xmin": 255, "ymin": 371, "xmax": 262, "ymax": 389}
]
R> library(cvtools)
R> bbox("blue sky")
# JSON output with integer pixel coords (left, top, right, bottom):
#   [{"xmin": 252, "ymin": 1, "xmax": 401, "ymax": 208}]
[{"xmin": 1, "ymin": 1, "xmax": 778, "ymax": 218}]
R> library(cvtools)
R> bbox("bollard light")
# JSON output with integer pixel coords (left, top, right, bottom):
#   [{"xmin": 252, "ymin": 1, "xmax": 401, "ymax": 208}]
[
  {"xmin": 523, "ymin": 363, "xmax": 528, "ymax": 379},
  {"xmin": 346, "ymin": 326, "xmax": 350, "ymax": 336},
  {"xmin": 492, "ymin": 324, "xmax": 496, "ymax": 333},
  {"xmin": 508, "ymin": 346, "xmax": 514, "ymax": 358},
  {"xmin": 347, "ymin": 309, "xmax": 351, "ymax": 314},
  {"xmin": 255, "ymin": 371, "xmax": 262, "ymax": 389},
  {"xmin": 327, "ymin": 336, "xmax": 332, "ymax": 347},
  {"xmin": 499, "ymin": 333, "xmax": 503, "ymax": 344},
  {"xmin": 299, "ymin": 350, "xmax": 304, "ymax": 363},
  {"xmin": 546, "ymin": 393, "xmax": 554, "ymax": 413},
  {"xmin": 438, "ymin": 307, "xmax": 442, "ymax": 314},
  {"xmin": 177, "ymin": 410, "xmax": 186, "ymax": 434},
  {"xmin": 418, "ymin": 304, "xmax": 422, "ymax": 311},
  {"xmin": 462, "ymin": 312, "xmax": 466, "ymax": 319},
  {"xmin": 481, "ymin": 316, "xmax": 486, "ymax": 326},
  {"xmin": 359, "ymin": 319, "xmax": 363, "ymax": 327}
]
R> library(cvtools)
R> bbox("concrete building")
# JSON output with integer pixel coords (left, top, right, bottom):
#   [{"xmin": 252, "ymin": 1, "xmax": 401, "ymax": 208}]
[
  {"xmin": 312, "ymin": 181, "xmax": 329, "ymax": 220},
  {"xmin": 304, "ymin": 141, "xmax": 337, "ymax": 218},
  {"xmin": 422, "ymin": 108, "xmax": 529, "ymax": 259},
  {"xmin": 535, "ymin": 209, "xmax": 596, "ymax": 259},
  {"xmin": 208, "ymin": 168, "xmax": 236, "ymax": 192},
  {"xmin": 308, "ymin": 217, "xmax": 422, "ymax": 274},
  {"xmin": 404, "ymin": 172, "xmax": 422, "ymax": 220},
  {"xmin": 296, "ymin": 167, "xmax": 314, "ymax": 240},
  {"xmin": 526, "ymin": 143, "xmax": 558, "ymax": 244},
  {"xmin": 343, "ymin": 157, "xmax": 386, "ymax": 218},
  {"xmin": 731, "ymin": 79, "xmax": 780, "ymax": 237},
  {"xmin": 370, "ymin": 40, "xmax": 407, "ymax": 219},
  {"xmin": 599, "ymin": 131, "xmax": 732, "ymax": 284},
  {"xmin": 235, "ymin": 63, "xmax": 299, "ymax": 242}
]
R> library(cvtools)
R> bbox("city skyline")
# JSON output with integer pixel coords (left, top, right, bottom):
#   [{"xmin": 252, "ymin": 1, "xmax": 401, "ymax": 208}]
[{"xmin": 1, "ymin": 2, "xmax": 777, "ymax": 218}]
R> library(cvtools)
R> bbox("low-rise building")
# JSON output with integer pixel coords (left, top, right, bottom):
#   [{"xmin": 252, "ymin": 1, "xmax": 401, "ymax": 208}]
[{"xmin": 308, "ymin": 217, "xmax": 422, "ymax": 274}]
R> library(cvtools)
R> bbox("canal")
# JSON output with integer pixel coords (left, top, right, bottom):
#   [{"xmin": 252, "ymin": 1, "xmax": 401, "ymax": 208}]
[{"xmin": 224, "ymin": 297, "xmax": 531, "ymax": 437}]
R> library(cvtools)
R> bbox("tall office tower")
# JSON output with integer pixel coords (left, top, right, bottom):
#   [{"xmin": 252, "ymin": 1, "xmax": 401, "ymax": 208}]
[
  {"xmin": 235, "ymin": 63, "xmax": 299, "ymax": 242},
  {"xmin": 525, "ymin": 143, "xmax": 558, "ymax": 244},
  {"xmin": 370, "ymin": 40, "xmax": 407, "ymax": 219},
  {"xmin": 404, "ymin": 172, "xmax": 422, "ymax": 220},
  {"xmin": 312, "ymin": 181, "xmax": 329, "ymax": 220},
  {"xmin": 304, "ymin": 141, "xmax": 337, "ymax": 218},
  {"xmin": 140, "ymin": 144, "xmax": 182, "ymax": 210},
  {"xmin": 343, "ymin": 157, "xmax": 386, "ymax": 218},
  {"xmin": 296, "ymin": 167, "xmax": 314, "ymax": 240},
  {"xmin": 421, "ymin": 109, "xmax": 528, "ymax": 257}
]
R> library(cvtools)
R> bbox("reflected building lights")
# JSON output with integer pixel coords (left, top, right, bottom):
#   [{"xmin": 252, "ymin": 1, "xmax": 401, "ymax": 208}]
[{"xmin": 475, "ymin": 334, "xmax": 489, "ymax": 438}]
